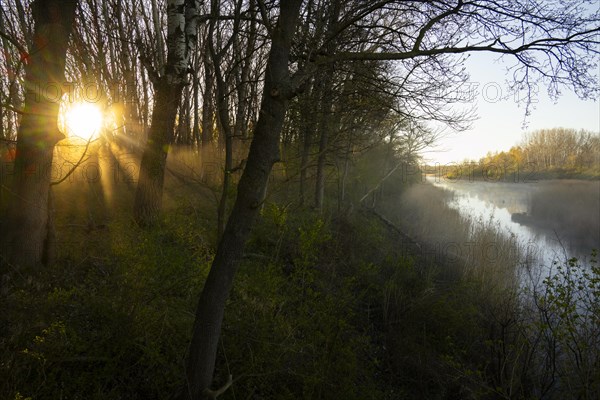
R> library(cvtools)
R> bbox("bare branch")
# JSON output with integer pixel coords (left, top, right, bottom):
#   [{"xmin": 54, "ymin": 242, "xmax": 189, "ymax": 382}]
[
  {"xmin": 255, "ymin": 0, "xmax": 274, "ymax": 36},
  {"xmin": 412, "ymin": 0, "xmax": 463, "ymax": 52},
  {"xmin": 51, "ymin": 136, "xmax": 98, "ymax": 186}
]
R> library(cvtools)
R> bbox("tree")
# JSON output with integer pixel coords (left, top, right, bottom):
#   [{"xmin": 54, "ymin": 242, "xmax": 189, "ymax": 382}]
[
  {"xmin": 134, "ymin": 0, "xmax": 198, "ymax": 226},
  {"xmin": 1, "ymin": 0, "xmax": 78, "ymax": 267}
]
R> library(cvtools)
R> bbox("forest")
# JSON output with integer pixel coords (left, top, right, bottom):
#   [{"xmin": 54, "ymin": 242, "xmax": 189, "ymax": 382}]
[
  {"xmin": 444, "ymin": 128, "xmax": 600, "ymax": 181},
  {"xmin": 0, "ymin": 1, "xmax": 599, "ymax": 399}
]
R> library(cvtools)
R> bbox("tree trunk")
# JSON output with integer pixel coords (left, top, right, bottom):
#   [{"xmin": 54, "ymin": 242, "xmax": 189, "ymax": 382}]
[
  {"xmin": 178, "ymin": 88, "xmax": 191, "ymax": 144},
  {"xmin": 216, "ymin": 133, "xmax": 232, "ymax": 238},
  {"xmin": 193, "ymin": 73, "xmax": 201, "ymax": 145},
  {"xmin": 211, "ymin": 0, "xmax": 255, "ymax": 239},
  {"xmin": 299, "ymin": 125, "xmax": 312, "ymax": 205},
  {"xmin": 180, "ymin": 1, "xmax": 302, "ymax": 397},
  {"xmin": 207, "ymin": 0, "xmax": 234, "ymax": 240},
  {"xmin": 298, "ymin": 81, "xmax": 315, "ymax": 206},
  {"xmin": 133, "ymin": 80, "xmax": 183, "ymax": 226},
  {"xmin": 213, "ymin": 64, "xmax": 233, "ymax": 239},
  {"xmin": 201, "ymin": 53, "xmax": 215, "ymax": 148},
  {"xmin": 339, "ymin": 136, "xmax": 352, "ymax": 207},
  {"xmin": 314, "ymin": 72, "xmax": 334, "ymax": 211},
  {"xmin": 232, "ymin": 1, "xmax": 257, "ymax": 141},
  {"xmin": 314, "ymin": 116, "xmax": 329, "ymax": 211},
  {"xmin": 0, "ymin": 10, "xmax": 19, "ymax": 139},
  {"xmin": 1, "ymin": 0, "xmax": 78, "ymax": 267},
  {"xmin": 134, "ymin": 0, "xmax": 197, "ymax": 226}
]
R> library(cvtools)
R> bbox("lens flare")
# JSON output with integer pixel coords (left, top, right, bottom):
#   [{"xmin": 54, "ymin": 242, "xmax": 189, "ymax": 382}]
[{"xmin": 64, "ymin": 103, "xmax": 103, "ymax": 140}]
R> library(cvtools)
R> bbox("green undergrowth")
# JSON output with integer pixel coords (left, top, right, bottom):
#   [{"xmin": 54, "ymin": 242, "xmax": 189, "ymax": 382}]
[
  {"xmin": 1, "ymin": 208, "xmax": 211, "ymax": 399},
  {"xmin": 0, "ymin": 199, "xmax": 548, "ymax": 399}
]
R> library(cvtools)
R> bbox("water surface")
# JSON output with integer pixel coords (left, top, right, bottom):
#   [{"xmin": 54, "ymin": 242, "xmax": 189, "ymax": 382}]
[{"xmin": 427, "ymin": 176, "xmax": 600, "ymax": 266}]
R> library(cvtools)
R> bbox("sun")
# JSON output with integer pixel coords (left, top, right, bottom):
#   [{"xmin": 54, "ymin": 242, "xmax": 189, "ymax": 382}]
[{"xmin": 64, "ymin": 103, "xmax": 103, "ymax": 140}]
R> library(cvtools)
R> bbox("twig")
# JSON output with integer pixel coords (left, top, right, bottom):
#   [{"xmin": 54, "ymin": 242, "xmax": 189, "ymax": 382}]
[{"xmin": 51, "ymin": 136, "xmax": 98, "ymax": 186}]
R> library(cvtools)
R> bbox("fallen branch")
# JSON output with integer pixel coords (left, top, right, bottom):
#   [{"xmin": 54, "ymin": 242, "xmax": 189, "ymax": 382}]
[{"xmin": 202, "ymin": 374, "xmax": 233, "ymax": 400}]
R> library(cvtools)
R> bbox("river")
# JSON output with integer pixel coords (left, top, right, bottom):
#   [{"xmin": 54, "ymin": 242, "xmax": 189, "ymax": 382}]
[{"xmin": 425, "ymin": 176, "xmax": 600, "ymax": 269}]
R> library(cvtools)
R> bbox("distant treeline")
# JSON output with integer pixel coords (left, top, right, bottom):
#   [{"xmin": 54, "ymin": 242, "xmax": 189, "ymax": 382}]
[{"xmin": 444, "ymin": 128, "xmax": 600, "ymax": 181}]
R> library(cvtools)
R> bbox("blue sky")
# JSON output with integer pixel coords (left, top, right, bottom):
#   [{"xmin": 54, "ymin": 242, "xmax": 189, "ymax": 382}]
[{"xmin": 425, "ymin": 53, "xmax": 600, "ymax": 164}]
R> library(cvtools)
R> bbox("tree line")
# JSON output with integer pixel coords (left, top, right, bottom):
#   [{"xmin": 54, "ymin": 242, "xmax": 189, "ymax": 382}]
[
  {"xmin": 1, "ymin": 0, "xmax": 599, "ymax": 398},
  {"xmin": 444, "ymin": 128, "xmax": 600, "ymax": 181}
]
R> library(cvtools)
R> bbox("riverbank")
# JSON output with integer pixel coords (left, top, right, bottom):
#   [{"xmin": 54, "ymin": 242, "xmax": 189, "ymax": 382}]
[{"xmin": 378, "ymin": 181, "xmax": 600, "ymax": 399}]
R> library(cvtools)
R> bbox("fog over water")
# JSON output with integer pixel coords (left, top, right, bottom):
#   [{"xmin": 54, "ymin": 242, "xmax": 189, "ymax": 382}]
[{"xmin": 427, "ymin": 176, "xmax": 600, "ymax": 267}]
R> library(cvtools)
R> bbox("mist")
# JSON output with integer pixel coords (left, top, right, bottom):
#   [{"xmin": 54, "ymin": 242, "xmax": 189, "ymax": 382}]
[{"xmin": 527, "ymin": 180, "xmax": 600, "ymax": 251}]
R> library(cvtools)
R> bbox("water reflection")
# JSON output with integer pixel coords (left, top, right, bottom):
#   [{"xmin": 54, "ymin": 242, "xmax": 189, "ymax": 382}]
[{"xmin": 426, "ymin": 176, "xmax": 598, "ymax": 267}]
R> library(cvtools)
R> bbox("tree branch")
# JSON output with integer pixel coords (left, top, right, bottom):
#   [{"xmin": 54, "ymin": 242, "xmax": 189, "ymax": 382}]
[
  {"xmin": 320, "ymin": 29, "xmax": 600, "ymax": 63},
  {"xmin": 412, "ymin": 0, "xmax": 463, "ymax": 52},
  {"xmin": 136, "ymin": 39, "xmax": 160, "ymax": 86},
  {"xmin": 255, "ymin": 0, "xmax": 274, "ymax": 36}
]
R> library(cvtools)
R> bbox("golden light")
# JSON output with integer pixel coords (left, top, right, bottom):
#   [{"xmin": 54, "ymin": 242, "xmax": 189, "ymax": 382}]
[{"xmin": 64, "ymin": 103, "xmax": 103, "ymax": 140}]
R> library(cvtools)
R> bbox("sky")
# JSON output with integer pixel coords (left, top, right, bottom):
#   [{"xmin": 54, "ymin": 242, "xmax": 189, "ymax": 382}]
[{"xmin": 424, "ymin": 53, "xmax": 600, "ymax": 165}]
